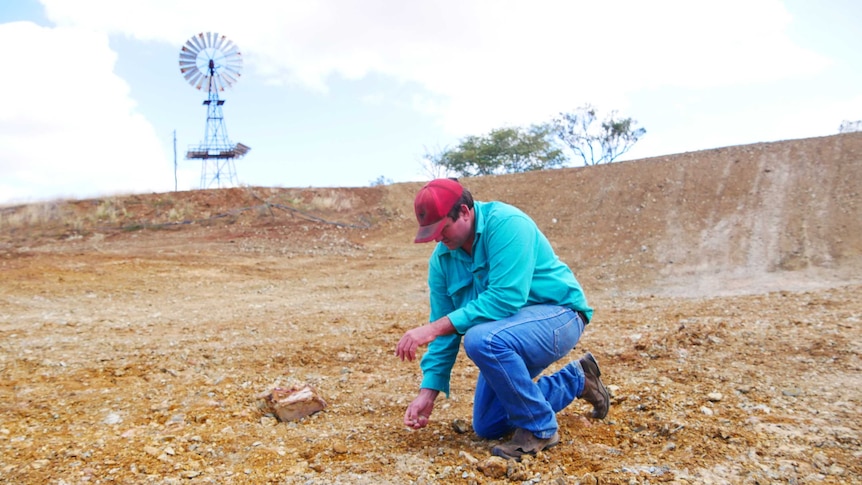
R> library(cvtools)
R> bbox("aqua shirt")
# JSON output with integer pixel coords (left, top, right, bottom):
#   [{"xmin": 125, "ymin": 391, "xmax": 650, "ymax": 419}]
[{"xmin": 420, "ymin": 201, "xmax": 593, "ymax": 396}]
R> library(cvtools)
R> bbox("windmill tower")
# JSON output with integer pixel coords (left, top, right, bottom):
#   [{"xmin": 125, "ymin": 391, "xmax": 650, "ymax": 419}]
[{"xmin": 179, "ymin": 32, "xmax": 250, "ymax": 189}]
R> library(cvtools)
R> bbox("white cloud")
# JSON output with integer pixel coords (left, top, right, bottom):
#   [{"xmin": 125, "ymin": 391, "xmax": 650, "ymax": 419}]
[
  {"xmin": 2, "ymin": 0, "xmax": 844, "ymax": 203},
  {"xmin": 38, "ymin": 0, "xmax": 831, "ymax": 137},
  {"xmin": 0, "ymin": 21, "xmax": 171, "ymax": 203}
]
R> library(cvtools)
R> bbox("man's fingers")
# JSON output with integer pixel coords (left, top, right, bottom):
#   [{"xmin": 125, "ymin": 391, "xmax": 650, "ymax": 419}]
[{"xmin": 395, "ymin": 336, "xmax": 417, "ymax": 361}]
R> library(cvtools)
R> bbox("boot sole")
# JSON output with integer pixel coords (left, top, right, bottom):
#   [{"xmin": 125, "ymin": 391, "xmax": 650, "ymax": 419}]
[
  {"xmin": 491, "ymin": 431, "xmax": 560, "ymax": 461},
  {"xmin": 581, "ymin": 352, "xmax": 609, "ymax": 419}
]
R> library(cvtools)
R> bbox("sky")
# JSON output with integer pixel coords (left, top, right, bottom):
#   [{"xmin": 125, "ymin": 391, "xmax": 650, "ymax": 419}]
[{"xmin": 1, "ymin": 0, "xmax": 860, "ymax": 204}]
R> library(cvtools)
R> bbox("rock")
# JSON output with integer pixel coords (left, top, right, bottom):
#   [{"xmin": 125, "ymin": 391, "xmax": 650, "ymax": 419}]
[
  {"xmin": 707, "ymin": 392, "xmax": 723, "ymax": 402},
  {"xmin": 103, "ymin": 412, "xmax": 122, "ymax": 425},
  {"xmin": 459, "ymin": 450, "xmax": 478, "ymax": 464},
  {"xmin": 332, "ymin": 442, "xmax": 348, "ymax": 454},
  {"xmin": 506, "ymin": 460, "xmax": 529, "ymax": 481},
  {"xmin": 581, "ymin": 473, "xmax": 599, "ymax": 485},
  {"xmin": 257, "ymin": 383, "xmax": 327, "ymax": 422},
  {"xmin": 452, "ymin": 419, "xmax": 470, "ymax": 434},
  {"xmin": 477, "ymin": 456, "xmax": 508, "ymax": 479}
]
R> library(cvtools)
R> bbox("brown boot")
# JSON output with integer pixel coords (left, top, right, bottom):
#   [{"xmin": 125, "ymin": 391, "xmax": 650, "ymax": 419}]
[
  {"xmin": 579, "ymin": 352, "xmax": 609, "ymax": 419},
  {"xmin": 491, "ymin": 428, "xmax": 560, "ymax": 461}
]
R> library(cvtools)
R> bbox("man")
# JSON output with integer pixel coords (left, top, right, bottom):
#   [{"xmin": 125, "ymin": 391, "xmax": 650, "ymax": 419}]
[{"xmin": 395, "ymin": 178, "xmax": 610, "ymax": 460}]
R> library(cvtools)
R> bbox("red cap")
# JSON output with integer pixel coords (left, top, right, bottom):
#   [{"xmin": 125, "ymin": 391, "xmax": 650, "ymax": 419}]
[{"xmin": 413, "ymin": 178, "xmax": 463, "ymax": 243}]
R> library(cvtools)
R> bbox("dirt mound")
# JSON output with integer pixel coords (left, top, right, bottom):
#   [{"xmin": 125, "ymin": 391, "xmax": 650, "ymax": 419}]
[{"xmin": 0, "ymin": 133, "xmax": 860, "ymax": 484}]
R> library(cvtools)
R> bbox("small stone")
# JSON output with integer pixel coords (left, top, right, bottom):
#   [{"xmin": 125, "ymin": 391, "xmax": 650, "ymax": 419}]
[
  {"xmin": 103, "ymin": 412, "xmax": 122, "ymax": 425},
  {"xmin": 707, "ymin": 392, "xmax": 723, "ymax": 402},
  {"xmin": 506, "ymin": 461, "xmax": 529, "ymax": 481},
  {"xmin": 700, "ymin": 406, "xmax": 713, "ymax": 416},
  {"xmin": 477, "ymin": 456, "xmax": 508, "ymax": 479},
  {"xmin": 452, "ymin": 419, "xmax": 470, "ymax": 434},
  {"xmin": 581, "ymin": 473, "xmax": 598, "ymax": 485},
  {"xmin": 459, "ymin": 450, "xmax": 478, "ymax": 464},
  {"xmin": 332, "ymin": 442, "xmax": 348, "ymax": 454},
  {"xmin": 782, "ymin": 388, "xmax": 802, "ymax": 397}
]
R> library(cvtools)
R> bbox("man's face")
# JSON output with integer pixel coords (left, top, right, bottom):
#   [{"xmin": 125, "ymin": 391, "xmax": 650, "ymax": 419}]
[{"xmin": 435, "ymin": 205, "xmax": 472, "ymax": 250}]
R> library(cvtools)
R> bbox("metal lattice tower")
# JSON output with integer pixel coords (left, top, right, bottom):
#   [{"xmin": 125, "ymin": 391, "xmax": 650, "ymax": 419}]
[{"xmin": 179, "ymin": 32, "xmax": 250, "ymax": 189}]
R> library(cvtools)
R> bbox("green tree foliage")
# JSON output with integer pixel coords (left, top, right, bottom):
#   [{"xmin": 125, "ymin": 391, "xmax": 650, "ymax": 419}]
[
  {"xmin": 434, "ymin": 125, "xmax": 565, "ymax": 177},
  {"xmin": 552, "ymin": 105, "xmax": 646, "ymax": 165}
]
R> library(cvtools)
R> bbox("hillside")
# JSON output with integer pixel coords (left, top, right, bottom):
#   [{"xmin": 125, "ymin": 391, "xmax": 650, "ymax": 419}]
[{"xmin": 0, "ymin": 133, "xmax": 860, "ymax": 484}]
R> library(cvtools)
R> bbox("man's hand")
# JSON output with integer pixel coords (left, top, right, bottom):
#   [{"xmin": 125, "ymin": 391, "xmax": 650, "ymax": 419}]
[
  {"xmin": 404, "ymin": 388, "xmax": 439, "ymax": 429},
  {"xmin": 395, "ymin": 317, "xmax": 455, "ymax": 361}
]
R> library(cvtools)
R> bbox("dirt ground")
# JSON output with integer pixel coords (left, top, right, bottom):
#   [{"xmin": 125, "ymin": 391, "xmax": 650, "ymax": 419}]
[{"xmin": 1, "ymin": 133, "xmax": 861, "ymax": 484}]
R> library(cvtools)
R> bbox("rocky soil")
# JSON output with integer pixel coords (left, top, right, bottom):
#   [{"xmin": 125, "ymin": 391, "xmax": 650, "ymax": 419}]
[{"xmin": 1, "ymin": 133, "xmax": 860, "ymax": 484}]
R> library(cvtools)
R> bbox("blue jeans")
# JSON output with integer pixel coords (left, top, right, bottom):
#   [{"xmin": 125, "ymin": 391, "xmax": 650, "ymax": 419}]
[{"xmin": 463, "ymin": 305, "xmax": 585, "ymax": 440}]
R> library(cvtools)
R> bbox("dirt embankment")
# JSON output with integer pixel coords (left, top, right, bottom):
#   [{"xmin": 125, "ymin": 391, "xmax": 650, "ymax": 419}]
[{"xmin": 0, "ymin": 133, "xmax": 860, "ymax": 484}]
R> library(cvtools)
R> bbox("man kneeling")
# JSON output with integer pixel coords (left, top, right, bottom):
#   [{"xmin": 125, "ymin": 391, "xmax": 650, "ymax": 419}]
[{"xmin": 395, "ymin": 179, "xmax": 610, "ymax": 460}]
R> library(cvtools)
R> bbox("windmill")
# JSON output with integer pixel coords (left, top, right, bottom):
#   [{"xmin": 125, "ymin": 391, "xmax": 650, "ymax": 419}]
[{"xmin": 179, "ymin": 32, "xmax": 250, "ymax": 189}]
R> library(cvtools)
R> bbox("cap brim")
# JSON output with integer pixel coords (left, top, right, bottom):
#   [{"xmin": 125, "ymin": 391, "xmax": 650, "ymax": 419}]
[{"xmin": 414, "ymin": 219, "xmax": 446, "ymax": 243}]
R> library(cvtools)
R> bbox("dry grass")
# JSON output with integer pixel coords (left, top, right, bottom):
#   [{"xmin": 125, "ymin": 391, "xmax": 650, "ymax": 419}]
[{"xmin": 0, "ymin": 201, "xmax": 72, "ymax": 230}]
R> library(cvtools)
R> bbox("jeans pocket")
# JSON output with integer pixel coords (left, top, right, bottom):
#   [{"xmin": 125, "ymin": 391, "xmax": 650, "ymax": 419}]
[{"xmin": 553, "ymin": 312, "xmax": 582, "ymax": 358}]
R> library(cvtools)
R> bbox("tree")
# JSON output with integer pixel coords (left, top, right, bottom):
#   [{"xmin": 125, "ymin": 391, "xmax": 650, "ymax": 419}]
[
  {"xmin": 432, "ymin": 124, "xmax": 565, "ymax": 177},
  {"xmin": 369, "ymin": 175, "xmax": 393, "ymax": 187},
  {"xmin": 552, "ymin": 105, "xmax": 646, "ymax": 166},
  {"xmin": 839, "ymin": 120, "xmax": 862, "ymax": 133},
  {"xmin": 418, "ymin": 145, "xmax": 456, "ymax": 180}
]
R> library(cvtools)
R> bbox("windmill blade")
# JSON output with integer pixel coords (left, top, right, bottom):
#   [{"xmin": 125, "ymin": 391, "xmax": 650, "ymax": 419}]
[
  {"xmin": 221, "ymin": 68, "xmax": 242, "ymax": 84},
  {"xmin": 222, "ymin": 43, "xmax": 239, "ymax": 57},
  {"xmin": 219, "ymin": 72, "xmax": 239, "ymax": 88},
  {"xmin": 181, "ymin": 40, "xmax": 198, "ymax": 54},
  {"xmin": 195, "ymin": 73, "xmax": 209, "ymax": 91},
  {"xmin": 183, "ymin": 38, "xmax": 201, "ymax": 55},
  {"xmin": 179, "ymin": 60, "xmax": 198, "ymax": 70},
  {"xmin": 192, "ymin": 33, "xmax": 206, "ymax": 51},
  {"xmin": 188, "ymin": 71, "xmax": 204, "ymax": 89},
  {"xmin": 180, "ymin": 45, "xmax": 198, "ymax": 58},
  {"xmin": 225, "ymin": 56, "xmax": 242, "ymax": 69},
  {"xmin": 183, "ymin": 69, "xmax": 202, "ymax": 84},
  {"xmin": 179, "ymin": 49, "xmax": 198, "ymax": 62},
  {"xmin": 214, "ymin": 34, "xmax": 227, "ymax": 52}
]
